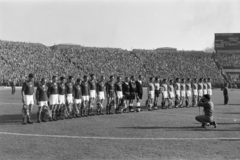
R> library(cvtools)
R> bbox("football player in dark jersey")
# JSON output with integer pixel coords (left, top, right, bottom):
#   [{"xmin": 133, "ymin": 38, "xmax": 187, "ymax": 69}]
[
  {"xmin": 21, "ymin": 73, "xmax": 35, "ymax": 125},
  {"xmin": 129, "ymin": 76, "xmax": 138, "ymax": 112},
  {"xmin": 89, "ymin": 74, "xmax": 97, "ymax": 116},
  {"xmin": 66, "ymin": 76, "xmax": 75, "ymax": 117},
  {"xmin": 96, "ymin": 76, "xmax": 106, "ymax": 115},
  {"xmin": 115, "ymin": 76, "xmax": 123, "ymax": 114},
  {"xmin": 136, "ymin": 75, "xmax": 143, "ymax": 112},
  {"xmin": 57, "ymin": 77, "xmax": 67, "ymax": 120},
  {"xmin": 123, "ymin": 77, "xmax": 133, "ymax": 112},
  {"xmin": 105, "ymin": 75, "xmax": 115, "ymax": 114},
  {"xmin": 73, "ymin": 78, "xmax": 82, "ymax": 117},
  {"xmin": 81, "ymin": 75, "xmax": 90, "ymax": 116},
  {"xmin": 36, "ymin": 78, "xmax": 48, "ymax": 123},
  {"xmin": 47, "ymin": 76, "xmax": 59, "ymax": 121}
]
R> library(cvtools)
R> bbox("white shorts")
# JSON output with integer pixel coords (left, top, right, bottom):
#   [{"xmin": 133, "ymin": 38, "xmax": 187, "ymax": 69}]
[
  {"xmin": 175, "ymin": 90, "xmax": 180, "ymax": 97},
  {"xmin": 117, "ymin": 91, "xmax": 123, "ymax": 99},
  {"xmin": 90, "ymin": 90, "xmax": 96, "ymax": 98},
  {"xmin": 24, "ymin": 95, "xmax": 34, "ymax": 105},
  {"xmin": 39, "ymin": 101, "xmax": 48, "ymax": 107},
  {"xmin": 98, "ymin": 91, "xmax": 105, "ymax": 100},
  {"xmin": 193, "ymin": 90, "xmax": 198, "ymax": 96},
  {"xmin": 67, "ymin": 94, "xmax": 73, "ymax": 104},
  {"xmin": 74, "ymin": 99, "xmax": 82, "ymax": 104},
  {"xmin": 169, "ymin": 92, "xmax": 175, "ymax": 98},
  {"xmin": 198, "ymin": 90, "xmax": 203, "ymax": 97},
  {"xmin": 186, "ymin": 90, "xmax": 192, "ymax": 97},
  {"xmin": 50, "ymin": 94, "xmax": 59, "ymax": 105},
  {"xmin": 181, "ymin": 91, "xmax": 186, "ymax": 97},
  {"xmin": 82, "ymin": 95, "xmax": 90, "ymax": 101},
  {"xmin": 207, "ymin": 89, "xmax": 212, "ymax": 96},
  {"xmin": 59, "ymin": 95, "xmax": 66, "ymax": 104},
  {"xmin": 149, "ymin": 91, "xmax": 155, "ymax": 99},
  {"xmin": 203, "ymin": 89, "xmax": 207, "ymax": 95},
  {"xmin": 163, "ymin": 91, "xmax": 168, "ymax": 98}
]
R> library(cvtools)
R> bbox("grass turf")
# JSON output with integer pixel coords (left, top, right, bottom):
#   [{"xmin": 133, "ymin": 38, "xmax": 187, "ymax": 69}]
[{"xmin": 0, "ymin": 87, "xmax": 240, "ymax": 160}]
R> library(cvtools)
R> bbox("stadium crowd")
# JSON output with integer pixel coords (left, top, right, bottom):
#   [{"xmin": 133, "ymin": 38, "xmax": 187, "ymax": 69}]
[
  {"xmin": 0, "ymin": 39, "xmax": 230, "ymax": 87},
  {"xmin": 213, "ymin": 52, "xmax": 240, "ymax": 68}
]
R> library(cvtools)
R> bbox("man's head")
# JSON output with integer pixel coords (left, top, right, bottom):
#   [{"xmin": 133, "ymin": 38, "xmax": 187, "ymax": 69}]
[
  {"xmin": 182, "ymin": 78, "xmax": 185, "ymax": 83},
  {"xmin": 90, "ymin": 74, "xmax": 96, "ymax": 80},
  {"xmin": 187, "ymin": 78, "xmax": 191, "ymax": 83},
  {"xmin": 125, "ymin": 77, "xmax": 129, "ymax": 83},
  {"xmin": 169, "ymin": 80, "xmax": 173, "ymax": 84},
  {"xmin": 28, "ymin": 73, "xmax": 34, "ymax": 82},
  {"xmin": 68, "ymin": 76, "xmax": 73, "ymax": 83},
  {"xmin": 83, "ymin": 75, "xmax": 88, "ymax": 82},
  {"xmin": 155, "ymin": 77, "xmax": 159, "ymax": 83},
  {"xmin": 60, "ymin": 77, "xmax": 65, "ymax": 83},
  {"xmin": 176, "ymin": 78, "xmax": 179, "ymax": 82},
  {"xmin": 117, "ymin": 76, "xmax": 122, "ymax": 82},
  {"xmin": 202, "ymin": 94, "xmax": 211, "ymax": 102},
  {"xmin": 52, "ymin": 76, "xmax": 57, "ymax": 83},
  {"xmin": 131, "ymin": 75, "xmax": 135, "ymax": 81},
  {"xmin": 138, "ymin": 75, "xmax": 143, "ymax": 81},
  {"xmin": 149, "ymin": 77, "xmax": 153, "ymax": 82},
  {"xmin": 207, "ymin": 78, "xmax": 211, "ymax": 82},
  {"xmin": 41, "ymin": 77, "xmax": 46, "ymax": 85},
  {"xmin": 110, "ymin": 75, "xmax": 114, "ymax": 81},
  {"xmin": 101, "ymin": 76, "xmax": 105, "ymax": 81},
  {"xmin": 76, "ymin": 78, "xmax": 81, "ymax": 85}
]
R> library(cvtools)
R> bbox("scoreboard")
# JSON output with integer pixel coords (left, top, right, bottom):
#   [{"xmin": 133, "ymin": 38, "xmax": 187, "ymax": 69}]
[{"xmin": 215, "ymin": 33, "xmax": 240, "ymax": 51}]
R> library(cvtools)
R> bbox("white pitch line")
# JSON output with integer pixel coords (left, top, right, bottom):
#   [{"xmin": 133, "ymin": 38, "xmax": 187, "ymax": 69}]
[
  {"xmin": 0, "ymin": 102, "xmax": 21, "ymax": 105},
  {"xmin": 0, "ymin": 131, "xmax": 240, "ymax": 140}
]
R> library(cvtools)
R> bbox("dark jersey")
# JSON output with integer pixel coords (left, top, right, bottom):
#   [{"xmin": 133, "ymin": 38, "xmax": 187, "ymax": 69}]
[
  {"xmin": 136, "ymin": 80, "xmax": 143, "ymax": 95},
  {"xmin": 22, "ymin": 81, "xmax": 34, "ymax": 95},
  {"xmin": 48, "ymin": 83, "xmax": 58, "ymax": 95},
  {"xmin": 106, "ymin": 81, "xmax": 115, "ymax": 94},
  {"xmin": 97, "ymin": 81, "xmax": 105, "ymax": 92},
  {"xmin": 122, "ymin": 82, "xmax": 130, "ymax": 94},
  {"xmin": 65, "ymin": 82, "xmax": 73, "ymax": 94},
  {"xmin": 114, "ymin": 82, "xmax": 122, "ymax": 91},
  {"xmin": 88, "ymin": 80, "xmax": 96, "ymax": 90},
  {"xmin": 73, "ymin": 84, "xmax": 82, "ymax": 99},
  {"xmin": 58, "ymin": 83, "xmax": 66, "ymax": 95},
  {"xmin": 129, "ymin": 81, "xmax": 137, "ymax": 93},
  {"xmin": 81, "ymin": 81, "xmax": 89, "ymax": 96},
  {"xmin": 36, "ymin": 84, "xmax": 48, "ymax": 101}
]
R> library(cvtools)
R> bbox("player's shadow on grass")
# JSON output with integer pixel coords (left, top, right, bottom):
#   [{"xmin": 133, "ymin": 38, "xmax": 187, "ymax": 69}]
[
  {"xmin": 118, "ymin": 126, "xmax": 240, "ymax": 131},
  {"xmin": 0, "ymin": 113, "xmax": 37, "ymax": 125}
]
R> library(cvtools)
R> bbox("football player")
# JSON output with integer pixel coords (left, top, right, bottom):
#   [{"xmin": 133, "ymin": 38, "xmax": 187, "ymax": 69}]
[
  {"xmin": 129, "ymin": 76, "xmax": 138, "ymax": 112},
  {"xmin": 147, "ymin": 77, "xmax": 155, "ymax": 111},
  {"xmin": 180, "ymin": 78, "xmax": 186, "ymax": 108},
  {"xmin": 105, "ymin": 75, "xmax": 115, "ymax": 114},
  {"xmin": 36, "ymin": 78, "xmax": 48, "ymax": 123},
  {"xmin": 135, "ymin": 75, "xmax": 143, "ymax": 112},
  {"xmin": 174, "ymin": 78, "xmax": 181, "ymax": 108},
  {"xmin": 81, "ymin": 75, "xmax": 90, "ymax": 116},
  {"xmin": 192, "ymin": 78, "xmax": 198, "ymax": 107},
  {"xmin": 73, "ymin": 78, "xmax": 82, "ymax": 117},
  {"xmin": 66, "ymin": 76, "xmax": 75, "ymax": 117},
  {"xmin": 89, "ymin": 74, "xmax": 97, "ymax": 116},
  {"xmin": 96, "ymin": 76, "xmax": 105, "ymax": 115},
  {"xmin": 58, "ymin": 77, "xmax": 67, "ymax": 120},
  {"xmin": 168, "ymin": 80, "xmax": 175, "ymax": 108},
  {"xmin": 47, "ymin": 76, "xmax": 59, "ymax": 121},
  {"xmin": 161, "ymin": 79, "xmax": 169, "ymax": 109},
  {"xmin": 115, "ymin": 76, "xmax": 123, "ymax": 114},
  {"xmin": 123, "ymin": 77, "xmax": 132, "ymax": 112},
  {"xmin": 21, "ymin": 73, "xmax": 35, "ymax": 125},
  {"xmin": 154, "ymin": 77, "xmax": 160, "ymax": 110},
  {"xmin": 185, "ymin": 78, "xmax": 192, "ymax": 107}
]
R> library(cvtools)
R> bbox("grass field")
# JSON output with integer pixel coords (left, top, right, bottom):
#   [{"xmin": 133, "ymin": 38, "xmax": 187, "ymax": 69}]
[{"xmin": 0, "ymin": 87, "xmax": 240, "ymax": 160}]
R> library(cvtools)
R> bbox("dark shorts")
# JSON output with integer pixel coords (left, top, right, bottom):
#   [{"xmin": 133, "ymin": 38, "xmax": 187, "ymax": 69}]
[
  {"xmin": 155, "ymin": 90, "xmax": 160, "ymax": 98},
  {"xmin": 123, "ymin": 93, "xmax": 131, "ymax": 100},
  {"xmin": 130, "ymin": 93, "xmax": 136, "ymax": 100},
  {"xmin": 108, "ymin": 91, "xmax": 114, "ymax": 98}
]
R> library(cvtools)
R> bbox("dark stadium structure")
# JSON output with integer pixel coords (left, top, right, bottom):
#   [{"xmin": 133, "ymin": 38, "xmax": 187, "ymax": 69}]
[
  {"xmin": 213, "ymin": 33, "xmax": 240, "ymax": 87},
  {"xmin": 1, "ymin": 35, "xmax": 240, "ymax": 88}
]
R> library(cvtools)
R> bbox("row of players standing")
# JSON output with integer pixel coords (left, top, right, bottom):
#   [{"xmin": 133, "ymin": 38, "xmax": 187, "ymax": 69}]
[
  {"xmin": 20, "ymin": 73, "xmax": 212, "ymax": 125},
  {"xmin": 148, "ymin": 77, "xmax": 212, "ymax": 109}
]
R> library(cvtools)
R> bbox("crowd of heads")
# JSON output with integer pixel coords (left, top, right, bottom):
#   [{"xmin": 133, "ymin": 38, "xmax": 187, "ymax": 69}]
[{"xmin": 0, "ymin": 40, "xmax": 233, "ymax": 87}]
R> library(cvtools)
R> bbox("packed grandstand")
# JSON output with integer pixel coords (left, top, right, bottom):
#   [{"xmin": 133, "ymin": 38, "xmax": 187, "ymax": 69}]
[{"xmin": 1, "ymin": 39, "xmax": 239, "ymax": 87}]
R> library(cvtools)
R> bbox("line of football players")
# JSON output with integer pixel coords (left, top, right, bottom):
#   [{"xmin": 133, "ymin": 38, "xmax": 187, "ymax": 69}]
[{"xmin": 21, "ymin": 73, "xmax": 212, "ymax": 125}]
